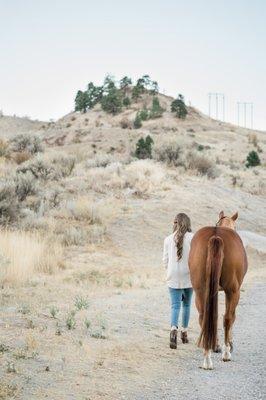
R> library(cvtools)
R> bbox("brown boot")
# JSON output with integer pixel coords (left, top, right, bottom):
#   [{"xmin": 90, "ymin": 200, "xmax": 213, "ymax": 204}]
[
  {"xmin": 181, "ymin": 330, "xmax": 189, "ymax": 344},
  {"xmin": 170, "ymin": 329, "xmax": 177, "ymax": 349}
]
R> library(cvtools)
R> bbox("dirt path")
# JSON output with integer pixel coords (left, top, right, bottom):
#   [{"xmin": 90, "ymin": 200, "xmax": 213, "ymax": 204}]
[{"xmin": 132, "ymin": 282, "xmax": 266, "ymax": 400}]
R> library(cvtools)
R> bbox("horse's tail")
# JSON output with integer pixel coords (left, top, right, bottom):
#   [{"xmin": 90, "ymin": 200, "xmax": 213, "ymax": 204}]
[{"xmin": 198, "ymin": 234, "xmax": 224, "ymax": 351}]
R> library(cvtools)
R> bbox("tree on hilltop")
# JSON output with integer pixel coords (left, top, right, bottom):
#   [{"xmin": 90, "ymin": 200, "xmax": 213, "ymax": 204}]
[
  {"xmin": 171, "ymin": 94, "xmax": 188, "ymax": 119},
  {"xmin": 75, "ymin": 90, "xmax": 88, "ymax": 113},
  {"xmin": 119, "ymin": 76, "xmax": 132, "ymax": 91}
]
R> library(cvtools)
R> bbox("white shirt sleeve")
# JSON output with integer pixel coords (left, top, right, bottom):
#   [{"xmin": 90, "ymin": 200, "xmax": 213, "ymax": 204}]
[{"xmin": 162, "ymin": 238, "xmax": 169, "ymax": 269}]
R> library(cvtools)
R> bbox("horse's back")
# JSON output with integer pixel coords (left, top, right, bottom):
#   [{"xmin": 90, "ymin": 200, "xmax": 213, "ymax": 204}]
[{"xmin": 189, "ymin": 226, "xmax": 247, "ymax": 291}]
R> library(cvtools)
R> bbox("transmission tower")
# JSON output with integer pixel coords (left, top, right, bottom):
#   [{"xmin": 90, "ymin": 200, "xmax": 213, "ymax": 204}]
[
  {"xmin": 208, "ymin": 93, "xmax": 225, "ymax": 121},
  {"xmin": 237, "ymin": 102, "xmax": 253, "ymax": 129}
]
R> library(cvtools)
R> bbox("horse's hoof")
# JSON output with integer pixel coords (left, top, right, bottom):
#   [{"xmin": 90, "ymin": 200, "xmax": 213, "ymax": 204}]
[
  {"xmin": 214, "ymin": 345, "xmax": 222, "ymax": 353},
  {"xmin": 222, "ymin": 358, "xmax": 231, "ymax": 362},
  {"xmin": 202, "ymin": 365, "xmax": 214, "ymax": 370}
]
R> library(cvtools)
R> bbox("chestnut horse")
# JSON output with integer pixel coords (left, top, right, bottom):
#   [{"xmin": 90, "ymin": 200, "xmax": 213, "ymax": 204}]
[{"xmin": 188, "ymin": 211, "xmax": 248, "ymax": 369}]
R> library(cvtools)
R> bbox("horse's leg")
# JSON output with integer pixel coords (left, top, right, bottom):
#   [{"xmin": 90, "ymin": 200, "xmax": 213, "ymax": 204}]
[
  {"xmin": 222, "ymin": 290, "xmax": 240, "ymax": 362},
  {"xmin": 203, "ymin": 349, "xmax": 213, "ymax": 370},
  {"xmin": 195, "ymin": 290, "xmax": 213, "ymax": 369}
]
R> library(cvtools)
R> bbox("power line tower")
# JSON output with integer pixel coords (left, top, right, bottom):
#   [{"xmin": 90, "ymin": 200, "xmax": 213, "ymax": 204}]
[
  {"xmin": 237, "ymin": 102, "xmax": 253, "ymax": 129},
  {"xmin": 208, "ymin": 93, "xmax": 225, "ymax": 121}
]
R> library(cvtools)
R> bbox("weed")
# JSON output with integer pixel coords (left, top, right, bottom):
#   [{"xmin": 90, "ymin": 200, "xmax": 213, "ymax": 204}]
[
  {"xmin": 75, "ymin": 295, "xmax": 90, "ymax": 310},
  {"xmin": 50, "ymin": 306, "xmax": 59, "ymax": 318}
]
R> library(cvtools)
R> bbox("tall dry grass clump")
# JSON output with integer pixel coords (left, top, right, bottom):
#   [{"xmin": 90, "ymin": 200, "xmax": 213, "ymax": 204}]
[{"xmin": 0, "ymin": 230, "xmax": 64, "ymax": 285}]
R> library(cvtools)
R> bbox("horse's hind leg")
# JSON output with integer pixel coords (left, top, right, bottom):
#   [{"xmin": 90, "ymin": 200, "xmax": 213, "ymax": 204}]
[
  {"xmin": 195, "ymin": 290, "xmax": 214, "ymax": 370},
  {"xmin": 223, "ymin": 290, "xmax": 240, "ymax": 361}
]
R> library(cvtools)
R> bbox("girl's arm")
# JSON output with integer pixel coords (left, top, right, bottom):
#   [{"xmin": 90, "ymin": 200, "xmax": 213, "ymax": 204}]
[{"xmin": 162, "ymin": 238, "xmax": 169, "ymax": 269}]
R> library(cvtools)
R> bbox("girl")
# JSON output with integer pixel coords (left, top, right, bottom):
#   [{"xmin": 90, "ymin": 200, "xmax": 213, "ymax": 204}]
[{"xmin": 163, "ymin": 213, "xmax": 193, "ymax": 349}]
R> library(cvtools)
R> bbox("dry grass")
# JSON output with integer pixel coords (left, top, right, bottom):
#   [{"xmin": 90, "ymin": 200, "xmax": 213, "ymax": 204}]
[
  {"xmin": 0, "ymin": 230, "xmax": 64, "ymax": 285},
  {"xmin": 86, "ymin": 160, "xmax": 170, "ymax": 196}
]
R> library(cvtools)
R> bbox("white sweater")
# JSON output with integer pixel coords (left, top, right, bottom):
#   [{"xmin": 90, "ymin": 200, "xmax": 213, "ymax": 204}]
[{"xmin": 163, "ymin": 231, "xmax": 193, "ymax": 289}]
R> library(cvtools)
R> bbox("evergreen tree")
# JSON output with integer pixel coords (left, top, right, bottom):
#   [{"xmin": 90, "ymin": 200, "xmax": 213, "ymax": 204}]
[
  {"xmin": 132, "ymin": 85, "xmax": 142, "ymax": 100},
  {"xmin": 101, "ymin": 87, "xmax": 122, "ymax": 114},
  {"xmin": 135, "ymin": 135, "xmax": 154, "ymax": 159},
  {"xmin": 87, "ymin": 82, "xmax": 103, "ymax": 108},
  {"xmin": 75, "ymin": 90, "xmax": 88, "ymax": 113},
  {"xmin": 246, "ymin": 150, "xmax": 261, "ymax": 168},
  {"xmin": 150, "ymin": 81, "xmax": 159, "ymax": 95},
  {"xmin": 119, "ymin": 76, "xmax": 132, "ymax": 91},
  {"xmin": 123, "ymin": 97, "xmax": 131, "ymax": 107},
  {"xmin": 171, "ymin": 94, "xmax": 188, "ymax": 119},
  {"xmin": 149, "ymin": 97, "xmax": 164, "ymax": 118},
  {"xmin": 103, "ymin": 75, "xmax": 116, "ymax": 92},
  {"xmin": 133, "ymin": 113, "xmax": 142, "ymax": 128}
]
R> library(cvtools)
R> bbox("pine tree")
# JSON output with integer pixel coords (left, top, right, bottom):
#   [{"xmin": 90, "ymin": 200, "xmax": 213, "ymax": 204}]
[
  {"xmin": 133, "ymin": 113, "xmax": 142, "ymax": 128},
  {"xmin": 75, "ymin": 90, "xmax": 88, "ymax": 113},
  {"xmin": 246, "ymin": 151, "xmax": 261, "ymax": 168},
  {"xmin": 149, "ymin": 97, "xmax": 164, "ymax": 118},
  {"xmin": 87, "ymin": 82, "xmax": 103, "ymax": 108},
  {"xmin": 171, "ymin": 94, "xmax": 188, "ymax": 119},
  {"xmin": 101, "ymin": 87, "xmax": 122, "ymax": 114},
  {"xmin": 119, "ymin": 76, "xmax": 132, "ymax": 91},
  {"xmin": 135, "ymin": 135, "xmax": 154, "ymax": 159}
]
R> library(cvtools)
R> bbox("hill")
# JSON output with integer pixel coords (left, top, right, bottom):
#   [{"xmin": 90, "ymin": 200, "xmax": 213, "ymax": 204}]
[{"xmin": 0, "ymin": 89, "xmax": 265, "ymax": 399}]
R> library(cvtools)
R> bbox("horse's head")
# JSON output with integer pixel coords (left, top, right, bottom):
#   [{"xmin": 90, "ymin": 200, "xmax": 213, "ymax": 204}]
[{"xmin": 216, "ymin": 211, "xmax": 238, "ymax": 229}]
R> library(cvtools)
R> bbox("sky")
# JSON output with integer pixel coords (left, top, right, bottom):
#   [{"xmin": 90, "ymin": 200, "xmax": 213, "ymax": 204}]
[{"xmin": 0, "ymin": 0, "xmax": 266, "ymax": 130}]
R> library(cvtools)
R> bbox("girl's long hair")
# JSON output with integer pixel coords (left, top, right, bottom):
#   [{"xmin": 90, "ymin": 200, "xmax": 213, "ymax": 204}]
[{"xmin": 173, "ymin": 213, "xmax": 192, "ymax": 260}]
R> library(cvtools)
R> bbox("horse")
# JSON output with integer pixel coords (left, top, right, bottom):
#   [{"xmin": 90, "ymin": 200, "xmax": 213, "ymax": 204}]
[{"xmin": 188, "ymin": 211, "xmax": 248, "ymax": 369}]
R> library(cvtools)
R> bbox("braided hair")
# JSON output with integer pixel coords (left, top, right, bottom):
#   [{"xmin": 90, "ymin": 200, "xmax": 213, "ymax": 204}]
[{"xmin": 173, "ymin": 213, "xmax": 192, "ymax": 260}]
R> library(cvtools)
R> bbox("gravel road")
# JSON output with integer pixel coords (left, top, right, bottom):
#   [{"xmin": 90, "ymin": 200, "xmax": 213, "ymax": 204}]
[{"xmin": 132, "ymin": 281, "xmax": 266, "ymax": 400}]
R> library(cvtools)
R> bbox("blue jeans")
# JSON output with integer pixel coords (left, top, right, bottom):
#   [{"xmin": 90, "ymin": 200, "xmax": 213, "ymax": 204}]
[{"xmin": 168, "ymin": 287, "xmax": 193, "ymax": 328}]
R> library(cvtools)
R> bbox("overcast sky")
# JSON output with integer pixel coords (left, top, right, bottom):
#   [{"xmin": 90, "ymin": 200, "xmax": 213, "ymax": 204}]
[{"xmin": 1, "ymin": 0, "xmax": 265, "ymax": 130}]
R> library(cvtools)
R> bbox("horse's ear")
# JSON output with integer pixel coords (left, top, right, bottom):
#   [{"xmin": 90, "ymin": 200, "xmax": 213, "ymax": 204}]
[
  {"xmin": 231, "ymin": 212, "xmax": 238, "ymax": 221},
  {"xmin": 219, "ymin": 211, "xmax": 224, "ymax": 219}
]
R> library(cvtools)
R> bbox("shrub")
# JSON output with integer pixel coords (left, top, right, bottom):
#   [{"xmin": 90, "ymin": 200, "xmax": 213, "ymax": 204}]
[
  {"xmin": 13, "ymin": 151, "xmax": 31, "ymax": 165},
  {"xmin": 17, "ymin": 154, "xmax": 75, "ymax": 181},
  {"xmin": 171, "ymin": 94, "xmax": 188, "ymax": 119},
  {"xmin": 86, "ymin": 154, "xmax": 114, "ymax": 168},
  {"xmin": 0, "ymin": 139, "xmax": 8, "ymax": 157},
  {"xmin": 248, "ymin": 133, "xmax": 258, "ymax": 147},
  {"xmin": 10, "ymin": 134, "xmax": 43, "ymax": 154},
  {"xmin": 135, "ymin": 136, "xmax": 154, "ymax": 159},
  {"xmin": 17, "ymin": 155, "xmax": 55, "ymax": 181},
  {"xmin": 133, "ymin": 113, "xmax": 142, "ymax": 129},
  {"xmin": 52, "ymin": 154, "xmax": 76, "ymax": 178},
  {"xmin": 149, "ymin": 97, "xmax": 164, "ymax": 118},
  {"xmin": 15, "ymin": 171, "xmax": 38, "ymax": 201},
  {"xmin": 120, "ymin": 117, "xmax": 132, "ymax": 129},
  {"xmin": 63, "ymin": 198, "xmax": 104, "ymax": 224},
  {"xmin": 139, "ymin": 108, "xmax": 149, "ymax": 121},
  {"xmin": 186, "ymin": 152, "xmax": 218, "ymax": 178},
  {"xmin": 60, "ymin": 226, "xmax": 86, "ymax": 246},
  {"xmin": 153, "ymin": 140, "xmax": 182, "ymax": 166},
  {"xmin": 0, "ymin": 182, "xmax": 19, "ymax": 224},
  {"xmin": 246, "ymin": 151, "xmax": 261, "ymax": 168}
]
